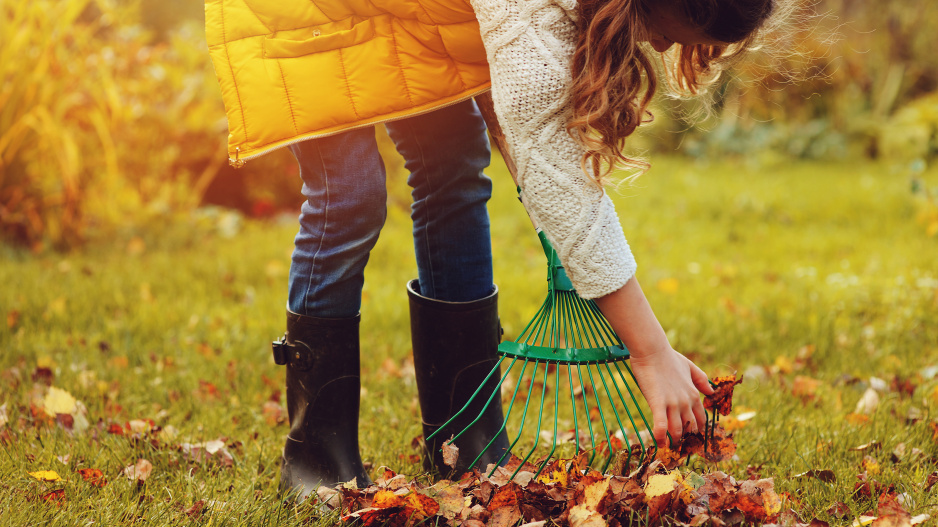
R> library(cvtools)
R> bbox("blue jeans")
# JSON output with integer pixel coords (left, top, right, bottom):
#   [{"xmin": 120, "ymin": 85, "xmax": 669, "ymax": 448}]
[{"xmin": 288, "ymin": 99, "xmax": 495, "ymax": 318}]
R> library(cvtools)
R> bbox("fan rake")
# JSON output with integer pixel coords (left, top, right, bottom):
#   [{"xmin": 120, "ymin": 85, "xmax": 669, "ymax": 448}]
[{"xmin": 427, "ymin": 228, "xmax": 655, "ymax": 478}]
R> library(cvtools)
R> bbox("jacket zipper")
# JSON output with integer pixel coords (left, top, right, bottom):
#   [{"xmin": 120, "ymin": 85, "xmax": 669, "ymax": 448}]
[{"xmin": 229, "ymin": 86, "xmax": 493, "ymax": 168}]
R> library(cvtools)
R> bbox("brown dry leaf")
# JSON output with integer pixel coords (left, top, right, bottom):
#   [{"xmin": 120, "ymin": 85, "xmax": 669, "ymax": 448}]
[
  {"xmin": 794, "ymin": 469, "xmax": 837, "ymax": 483},
  {"xmin": 792, "ymin": 375, "xmax": 823, "ymax": 401},
  {"xmin": 262, "ymin": 401, "xmax": 286, "ymax": 426},
  {"xmin": 123, "ymin": 459, "xmax": 153, "ymax": 485},
  {"xmin": 429, "ymin": 482, "xmax": 466, "ymax": 520},
  {"xmin": 704, "ymin": 375, "xmax": 743, "ymax": 416},
  {"xmin": 77, "ymin": 468, "xmax": 107, "ymax": 488},
  {"xmin": 925, "ymin": 472, "xmax": 938, "ymax": 492},
  {"xmin": 442, "ymin": 441, "xmax": 459, "ymax": 468},
  {"xmin": 827, "ymin": 501, "xmax": 852, "ymax": 519},
  {"xmin": 735, "ymin": 478, "xmax": 781, "ymax": 523},
  {"xmin": 185, "ymin": 500, "xmax": 206, "ymax": 518},
  {"xmin": 871, "ymin": 493, "xmax": 912, "ymax": 527}
]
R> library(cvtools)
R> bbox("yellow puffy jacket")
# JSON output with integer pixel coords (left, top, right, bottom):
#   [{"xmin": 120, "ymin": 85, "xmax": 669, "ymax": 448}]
[{"xmin": 205, "ymin": 0, "xmax": 490, "ymax": 166}]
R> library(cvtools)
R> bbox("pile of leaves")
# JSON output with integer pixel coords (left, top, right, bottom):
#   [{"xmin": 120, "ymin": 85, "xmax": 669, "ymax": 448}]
[
  {"xmin": 300, "ymin": 374, "xmax": 931, "ymax": 526},
  {"xmin": 304, "ymin": 376, "xmax": 775, "ymax": 526}
]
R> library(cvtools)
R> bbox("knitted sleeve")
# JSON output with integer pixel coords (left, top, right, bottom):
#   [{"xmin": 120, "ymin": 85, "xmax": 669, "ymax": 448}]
[{"xmin": 470, "ymin": 0, "xmax": 637, "ymax": 299}]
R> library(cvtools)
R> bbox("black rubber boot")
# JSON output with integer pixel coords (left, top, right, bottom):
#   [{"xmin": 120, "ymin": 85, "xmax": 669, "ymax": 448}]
[
  {"xmin": 407, "ymin": 280, "xmax": 511, "ymax": 479},
  {"xmin": 273, "ymin": 310, "xmax": 372, "ymax": 500}
]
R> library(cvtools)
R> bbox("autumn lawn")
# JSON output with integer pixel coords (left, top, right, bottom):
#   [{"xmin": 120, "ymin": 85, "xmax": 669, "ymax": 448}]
[{"xmin": 1, "ymin": 156, "xmax": 937, "ymax": 525}]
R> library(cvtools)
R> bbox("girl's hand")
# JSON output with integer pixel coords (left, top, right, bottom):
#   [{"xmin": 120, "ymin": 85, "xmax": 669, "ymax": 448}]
[
  {"xmin": 628, "ymin": 347, "xmax": 713, "ymax": 448},
  {"xmin": 594, "ymin": 276, "xmax": 714, "ymax": 448}
]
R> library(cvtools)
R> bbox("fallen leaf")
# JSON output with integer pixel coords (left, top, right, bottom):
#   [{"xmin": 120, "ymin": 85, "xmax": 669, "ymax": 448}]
[
  {"xmin": 846, "ymin": 413, "xmax": 871, "ymax": 425},
  {"xmin": 827, "ymin": 501, "xmax": 852, "ymax": 519},
  {"xmin": 792, "ymin": 375, "xmax": 823, "ymax": 401},
  {"xmin": 704, "ymin": 375, "xmax": 743, "ymax": 416},
  {"xmin": 855, "ymin": 388, "xmax": 880, "ymax": 414},
  {"xmin": 871, "ymin": 493, "xmax": 911, "ymax": 527},
  {"xmin": 644, "ymin": 472, "xmax": 680, "ymax": 501},
  {"xmin": 262, "ymin": 401, "xmax": 285, "ymax": 426},
  {"xmin": 568, "ymin": 504, "xmax": 607, "ymax": 527},
  {"xmin": 40, "ymin": 489, "xmax": 66, "ymax": 506},
  {"xmin": 185, "ymin": 500, "xmax": 206, "ymax": 518},
  {"xmin": 925, "ymin": 472, "xmax": 938, "ymax": 492},
  {"xmin": 43, "ymin": 387, "xmax": 77, "ymax": 416},
  {"xmin": 78, "ymin": 468, "xmax": 107, "ymax": 488},
  {"xmin": 29, "ymin": 470, "xmax": 63, "ymax": 482},
  {"xmin": 442, "ymin": 441, "xmax": 459, "ymax": 468},
  {"xmin": 795, "ymin": 469, "xmax": 837, "ymax": 483},
  {"xmin": 123, "ymin": 459, "xmax": 153, "ymax": 485}
]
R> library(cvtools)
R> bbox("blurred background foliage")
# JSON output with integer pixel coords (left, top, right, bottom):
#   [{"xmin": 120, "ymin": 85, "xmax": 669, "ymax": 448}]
[{"xmin": 0, "ymin": 0, "xmax": 936, "ymax": 250}]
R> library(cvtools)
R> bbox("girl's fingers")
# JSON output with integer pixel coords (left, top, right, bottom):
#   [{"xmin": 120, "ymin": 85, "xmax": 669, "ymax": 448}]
[
  {"xmin": 667, "ymin": 406, "xmax": 683, "ymax": 447},
  {"xmin": 653, "ymin": 406, "xmax": 669, "ymax": 448},
  {"xmin": 692, "ymin": 400, "xmax": 707, "ymax": 433},
  {"xmin": 690, "ymin": 362, "xmax": 715, "ymax": 395}
]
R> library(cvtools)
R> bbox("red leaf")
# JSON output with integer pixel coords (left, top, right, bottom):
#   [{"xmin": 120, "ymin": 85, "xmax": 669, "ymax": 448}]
[
  {"xmin": 704, "ymin": 375, "xmax": 743, "ymax": 416},
  {"xmin": 77, "ymin": 468, "xmax": 107, "ymax": 488},
  {"xmin": 40, "ymin": 489, "xmax": 66, "ymax": 507}
]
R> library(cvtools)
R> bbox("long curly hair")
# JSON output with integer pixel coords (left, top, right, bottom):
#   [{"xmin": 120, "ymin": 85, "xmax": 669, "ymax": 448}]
[{"xmin": 569, "ymin": 0, "xmax": 778, "ymax": 182}]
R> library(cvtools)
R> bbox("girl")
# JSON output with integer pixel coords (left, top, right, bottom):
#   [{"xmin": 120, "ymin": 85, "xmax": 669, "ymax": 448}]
[{"xmin": 205, "ymin": 0, "xmax": 776, "ymax": 500}]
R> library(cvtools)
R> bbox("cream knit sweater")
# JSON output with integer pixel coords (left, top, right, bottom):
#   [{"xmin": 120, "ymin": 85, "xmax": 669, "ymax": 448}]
[{"xmin": 471, "ymin": 0, "xmax": 637, "ymax": 299}]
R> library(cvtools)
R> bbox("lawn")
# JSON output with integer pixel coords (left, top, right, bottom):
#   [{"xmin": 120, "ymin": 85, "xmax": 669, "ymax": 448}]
[{"xmin": 1, "ymin": 154, "xmax": 936, "ymax": 525}]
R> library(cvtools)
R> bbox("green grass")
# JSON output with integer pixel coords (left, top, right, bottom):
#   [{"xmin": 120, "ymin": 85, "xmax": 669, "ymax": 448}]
[{"xmin": 1, "ymin": 155, "xmax": 937, "ymax": 525}]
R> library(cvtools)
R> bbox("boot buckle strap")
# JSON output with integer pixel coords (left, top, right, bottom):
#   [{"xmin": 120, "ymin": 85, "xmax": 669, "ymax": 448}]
[{"xmin": 271, "ymin": 336, "xmax": 314, "ymax": 371}]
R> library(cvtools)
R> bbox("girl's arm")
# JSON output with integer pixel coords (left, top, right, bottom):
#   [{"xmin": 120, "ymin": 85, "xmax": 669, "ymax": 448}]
[{"xmin": 594, "ymin": 277, "xmax": 714, "ymax": 447}]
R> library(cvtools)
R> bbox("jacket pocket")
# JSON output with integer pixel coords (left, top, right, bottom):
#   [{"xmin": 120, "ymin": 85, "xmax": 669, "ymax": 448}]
[{"xmin": 264, "ymin": 19, "xmax": 375, "ymax": 57}]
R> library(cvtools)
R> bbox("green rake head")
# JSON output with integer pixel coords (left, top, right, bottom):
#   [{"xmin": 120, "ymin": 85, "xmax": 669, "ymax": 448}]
[{"xmin": 428, "ymin": 231, "xmax": 656, "ymax": 479}]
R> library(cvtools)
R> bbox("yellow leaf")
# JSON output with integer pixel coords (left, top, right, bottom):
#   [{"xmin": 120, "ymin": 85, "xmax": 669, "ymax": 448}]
[
  {"xmin": 763, "ymin": 487, "xmax": 782, "ymax": 516},
  {"xmin": 644, "ymin": 472, "xmax": 681, "ymax": 501},
  {"xmin": 28, "ymin": 470, "xmax": 62, "ymax": 482},
  {"xmin": 568, "ymin": 504, "xmax": 607, "ymax": 527},
  {"xmin": 582, "ymin": 479, "xmax": 610, "ymax": 509},
  {"xmin": 537, "ymin": 468, "xmax": 568, "ymax": 487},
  {"xmin": 656, "ymin": 278, "xmax": 679, "ymax": 294},
  {"xmin": 36, "ymin": 356, "xmax": 56, "ymax": 369},
  {"xmin": 43, "ymin": 387, "xmax": 77, "ymax": 416},
  {"xmin": 773, "ymin": 356, "xmax": 793, "ymax": 374}
]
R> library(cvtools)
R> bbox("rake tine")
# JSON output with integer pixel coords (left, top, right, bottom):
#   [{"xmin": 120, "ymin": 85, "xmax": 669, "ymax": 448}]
[
  {"xmin": 615, "ymin": 362, "xmax": 656, "ymax": 461},
  {"xmin": 428, "ymin": 355, "xmax": 508, "ymax": 442},
  {"xmin": 512, "ymin": 359, "xmax": 551, "ymax": 480},
  {"xmin": 524, "ymin": 296, "xmax": 552, "ymax": 345},
  {"xmin": 533, "ymin": 362, "xmax": 562, "ymax": 479},
  {"xmin": 567, "ymin": 364, "xmax": 581, "ymax": 455},
  {"xmin": 586, "ymin": 364, "xmax": 615, "ymax": 468},
  {"xmin": 493, "ymin": 359, "xmax": 540, "ymax": 475},
  {"xmin": 603, "ymin": 362, "xmax": 641, "ymax": 468},
  {"xmin": 572, "ymin": 295, "xmax": 602, "ymax": 348},
  {"xmin": 488, "ymin": 358, "xmax": 532, "ymax": 473},
  {"xmin": 464, "ymin": 356, "xmax": 521, "ymax": 469},
  {"xmin": 595, "ymin": 364, "xmax": 629, "ymax": 472},
  {"xmin": 585, "ymin": 300, "xmax": 619, "ymax": 345},
  {"xmin": 575, "ymin": 363, "xmax": 599, "ymax": 466}
]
